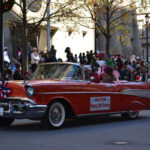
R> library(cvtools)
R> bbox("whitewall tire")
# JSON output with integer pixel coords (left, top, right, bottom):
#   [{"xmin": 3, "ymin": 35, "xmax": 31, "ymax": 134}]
[
  {"xmin": 42, "ymin": 102, "xmax": 66, "ymax": 129},
  {"xmin": 121, "ymin": 111, "xmax": 139, "ymax": 119}
]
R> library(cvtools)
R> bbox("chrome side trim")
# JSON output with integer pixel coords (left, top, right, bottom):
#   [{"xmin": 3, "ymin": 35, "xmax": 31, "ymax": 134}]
[
  {"xmin": 29, "ymin": 105, "xmax": 47, "ymax": 108},
  {"xmin": 36, "ymin": 92, "xmax": 118, "ymax": 95},
  {"xmin": 76, "ymin": 111, "xmax": 128, "ymax": 118},
  {"xmin": 120, "ymin": 89, "xmax": 150, "ymax": 98},
  {"xmin": 36, "ymin": 90, "xmax": 150, "ymax": 98},
  {"xmin": 131, "ymin": 101, "xmax": 145, "ymax": 106}
]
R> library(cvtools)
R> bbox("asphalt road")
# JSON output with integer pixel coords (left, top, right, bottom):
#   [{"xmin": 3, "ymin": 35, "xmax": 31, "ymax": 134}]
[{"xmin": 0, "ymin": 111, "xmax": 150, "ymax": 150}]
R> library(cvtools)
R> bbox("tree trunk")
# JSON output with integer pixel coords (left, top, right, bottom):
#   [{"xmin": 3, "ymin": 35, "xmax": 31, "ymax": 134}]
[
  {"xmin": 106, "ymin": 35, "xmax": 110, "ymax": 58},
  {"xmin": 105, "ymin": 8, "xmax": 111, "ymax": 58}
]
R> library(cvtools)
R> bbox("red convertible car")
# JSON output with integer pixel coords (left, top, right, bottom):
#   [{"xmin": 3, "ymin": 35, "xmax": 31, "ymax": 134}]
[{"xmin": 0, "ymin": 62, "xmax": 150, "ymax": 128}]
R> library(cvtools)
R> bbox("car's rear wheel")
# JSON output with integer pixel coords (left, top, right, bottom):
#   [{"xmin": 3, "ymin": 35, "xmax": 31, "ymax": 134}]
[
  {"xmin": 121, "ymin": 111, "xmax": 139, "ymax": 119},
  {"xmin": 41, "ymin": 102, "xmax": 66, "ymax": 129},
  {"xmin": 0, "ymin": 118, "xmax": 14, "ymax": 127}
]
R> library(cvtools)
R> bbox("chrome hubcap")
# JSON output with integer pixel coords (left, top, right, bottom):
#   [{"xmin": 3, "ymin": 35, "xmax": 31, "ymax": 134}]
[
  {"xmin": 49, "ymin": 103, "xmax": 65, "ymax": 127},
  {"xmin": 50, "ymin": 106, "xmax": 62, "ymax": 124},
  {"xmin": 129, "ymin": 112, "xmax": 138, "ymax": 118}
]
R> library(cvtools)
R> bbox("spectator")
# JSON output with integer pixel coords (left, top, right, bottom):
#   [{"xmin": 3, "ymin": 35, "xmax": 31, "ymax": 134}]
[
  {"xmin": 13, "ymin": 64, "xmax": 23, "ymax": 80},
  {"xmin": 82, "ymin": 52, "xmax": 86, "ymax": 64},
  {"xmin": 74, "ymin": 54, "xmax": 78, "ymax": 63},
  {"xmin": 4, "ymin": 61, "xmax": 13, "ymax": 80},
  {"xmin": 132, "ymin": 60, "xmax": 136, "ymax": 70},
  {"xmin": 50, "ymin": 49, "xmax": 57, "ymax": 62},
  {"xmin": 65, "ymin": 47, "xmax": 71, "ymax": 61},
  {"xmin": 39, "ymin": 51, "xmax": 46, "ymax": 63},
  {"xmin": 139, "ymin": 61, "xmax": 147, "ymax": 82},
  {"xmin": 120, "ymin": 65, "xmax": 130, "ymax": 81},
  {"xmin": 31, "ymin": 47, "xmax": 40, "ymax": 73},
  {"xmin": 106, "ymin": 57, "xmax": 114, "ymax": 70},
  {"xmin": 3, "ymin": 47, "xmax": 10, "ymax": 63},
  {"xmin": 79, "ymin": 53, "xmax": 83, "ymax": 64},
  {"xmin": 16, "ymin": 47, "xmax": 23, "ymax": 64},
  {"xmin": 24, "ymin": 71, "xmax": 31, "ymax": 80},
  {"xmin": 58, "ymin": 58, "xmax": 63, "ymax": 62},
  {"xmin": 86, "ymin": 51, "xmax": 91, "ymax": 64},
  {"xmin": 46, "ymin": 51, "xmax": 51, "ymax": 62},
  {"xmin": 116, "ymin": 56, "xmax": 123, "ymax": 72},
  {"xmin": 90, "ymin": 50, "xmax": 94, "ymax": 61}
]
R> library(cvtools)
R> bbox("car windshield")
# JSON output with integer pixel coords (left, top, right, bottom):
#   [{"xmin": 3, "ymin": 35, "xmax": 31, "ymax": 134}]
[{"xmin": 32, "ymin": 63, "xmax": 83, "ymax": 80}]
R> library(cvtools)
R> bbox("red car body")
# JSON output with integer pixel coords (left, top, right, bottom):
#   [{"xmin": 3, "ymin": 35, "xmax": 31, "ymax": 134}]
[{"xmin": 0, "ymin": 62, "xmax": 150, "ymax": 128}]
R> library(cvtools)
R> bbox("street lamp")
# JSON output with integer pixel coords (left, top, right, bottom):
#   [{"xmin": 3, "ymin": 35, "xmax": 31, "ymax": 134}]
[{"xmin": 145, "ymin": 14, "xmax": 149, "ymax": 63}]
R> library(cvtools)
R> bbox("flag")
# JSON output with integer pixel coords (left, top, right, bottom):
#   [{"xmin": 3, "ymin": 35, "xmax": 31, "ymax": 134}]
[{"xmin": 0, "ymin": 80, "xmax": 11, "ymax": 100}]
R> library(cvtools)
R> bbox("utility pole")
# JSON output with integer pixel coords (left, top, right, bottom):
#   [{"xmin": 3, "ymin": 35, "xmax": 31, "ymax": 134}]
[
  {"xmin": 0, "ymin": 0, "xmax": 4, "ymax": 79},
  {"xmin": 146, "ymin": 14, "xmax": 149, "ymax": 63},
  {"xmin": 47, "ymin": 0, "xmax": 50, "ymax": 52}
]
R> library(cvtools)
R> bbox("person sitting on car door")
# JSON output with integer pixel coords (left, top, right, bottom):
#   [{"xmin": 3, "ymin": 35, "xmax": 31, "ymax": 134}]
[{"xmin": 101, "ymin": 66, "xmax": 114, "ymax": 83}]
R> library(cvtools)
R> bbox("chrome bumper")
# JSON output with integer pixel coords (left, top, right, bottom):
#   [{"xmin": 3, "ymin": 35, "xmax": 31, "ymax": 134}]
[{"xmin": 0, "ymin": 97, "xmax": 47, "ymax": 119}]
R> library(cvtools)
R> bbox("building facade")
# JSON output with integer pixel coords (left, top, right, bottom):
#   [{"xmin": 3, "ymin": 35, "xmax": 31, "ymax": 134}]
[
  {"xmin": 3, "ymin": 0, "xmax": 95, "ymax": 61},
  {"xmin": 3, "ymin": 0, "xmax": 150, "ymax": 62}
]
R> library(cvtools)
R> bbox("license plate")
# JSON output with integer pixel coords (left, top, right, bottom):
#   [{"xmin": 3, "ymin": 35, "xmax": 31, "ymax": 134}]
[{"xmin": 0, "ymin": 107, "xmax": 4, "ymax": 116}]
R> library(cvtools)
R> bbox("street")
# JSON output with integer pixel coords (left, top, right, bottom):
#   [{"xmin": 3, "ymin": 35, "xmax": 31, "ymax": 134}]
[{"xmin": 0, "ymin": 111, "xmax": 150, "ymax": 150}]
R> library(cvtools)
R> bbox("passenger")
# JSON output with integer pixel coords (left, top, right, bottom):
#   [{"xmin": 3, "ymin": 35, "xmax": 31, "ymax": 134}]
[
  {"xmin": 101, "ymin": 66, "xmax": 114, "ymax": 83},
  {"xmin": 90, "ymin": 66, "xmax": 100, "ymax": 83},
  {"xmin": 96, "ymin": 52, "xmax": 106, "ymax": 76}
]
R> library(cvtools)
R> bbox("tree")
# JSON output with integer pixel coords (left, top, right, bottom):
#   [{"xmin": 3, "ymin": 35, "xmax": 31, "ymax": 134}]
[
  {"xmin": 10, "ymin": 0, "xmax": 88, "ymax": 75},
  {"xmin": 83, "ymin": 0, "xmax": 148, "ymax": 58}
]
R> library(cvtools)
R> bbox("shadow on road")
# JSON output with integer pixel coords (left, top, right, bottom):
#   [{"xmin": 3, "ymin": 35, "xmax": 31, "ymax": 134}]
[{"xmin": 0, "ymin": 115, "xmax": 149, "ymax": 132}]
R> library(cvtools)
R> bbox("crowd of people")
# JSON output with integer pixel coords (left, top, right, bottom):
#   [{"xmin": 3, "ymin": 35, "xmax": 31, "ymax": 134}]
[
  {"xmin": 83, "ymin": 52, "xmax": 149, "ymax": 83},
  {"xmin": 0, "ymin": 44, "xmax": 149, "ymax": 83},
  {"xmin": 63, "ymin": 47, "xmax": 149, "ymax": 83}
]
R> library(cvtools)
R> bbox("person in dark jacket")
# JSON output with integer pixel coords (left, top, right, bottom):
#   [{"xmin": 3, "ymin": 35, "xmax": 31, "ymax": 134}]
[
  {"xmin": 13, "ymin": 64, "xmax": 23, "ymax": 80},
  {"xmin": 50, "ymin": 49, "xmax": 57, "ymax": 62}
]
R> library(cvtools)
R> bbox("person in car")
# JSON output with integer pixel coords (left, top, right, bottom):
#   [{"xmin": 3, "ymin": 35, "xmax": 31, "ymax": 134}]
[{"xmin": 101, "ymin": 66, "xmax": 114, "ymax": 83}]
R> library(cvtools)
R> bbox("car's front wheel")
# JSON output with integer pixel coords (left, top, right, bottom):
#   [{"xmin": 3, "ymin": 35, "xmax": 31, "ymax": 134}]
[
  {"xmin": 121, "ymin": 111, "xmax": 139, "ymax": 119},
  {"xmin": 0, "ymin": 118, "xmax": 14, "ymax": 127},
  {"xmin": 41, "ymin": 102, "xmax": 66, "ymax": 129}
]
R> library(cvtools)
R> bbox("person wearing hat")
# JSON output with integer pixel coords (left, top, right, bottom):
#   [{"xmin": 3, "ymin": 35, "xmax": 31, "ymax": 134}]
[
  {"xmin": 24, "ymin": 71, "xmax": 31, "ymax": 80},
  {"xmin": 96, "ymin": 52, "xmax": 106, "ymax": 76},
  {"xmin": 101, "ymin": 66, "xmax": 114, "ymax": 83}
]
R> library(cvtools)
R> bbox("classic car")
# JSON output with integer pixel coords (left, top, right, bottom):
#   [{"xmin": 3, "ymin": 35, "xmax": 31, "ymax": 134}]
[{"xmin": 0, "ymin": 62, "xmax": 150, "ymax": 129}]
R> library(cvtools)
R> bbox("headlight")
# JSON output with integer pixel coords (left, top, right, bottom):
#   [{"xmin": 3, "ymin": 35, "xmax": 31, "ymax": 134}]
[{"xmin": 26, "ymin": 86, "xmax": 35, "ymax": 97}]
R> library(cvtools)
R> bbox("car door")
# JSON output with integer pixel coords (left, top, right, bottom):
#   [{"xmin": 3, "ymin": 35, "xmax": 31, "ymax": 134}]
[{"xmin": 74, "ymin": 81, "xmax": 128, "ymax": 117}]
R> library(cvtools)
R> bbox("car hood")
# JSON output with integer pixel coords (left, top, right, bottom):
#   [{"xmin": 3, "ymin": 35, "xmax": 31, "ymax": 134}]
[{"xmin": 5, "ymin": 79, "xmax": 84, "ymax": 97}]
